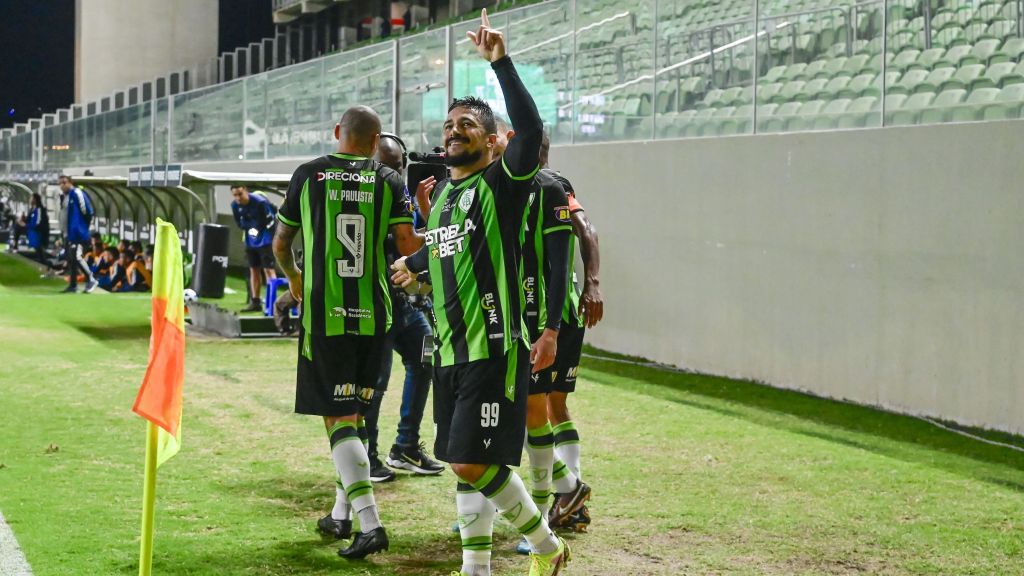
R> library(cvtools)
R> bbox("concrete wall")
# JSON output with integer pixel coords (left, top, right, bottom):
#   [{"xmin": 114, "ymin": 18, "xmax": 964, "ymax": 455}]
[
  {"xmin": 549, "ymin": 121, "xmax": 1024, "ymax": 435},
  {"xmin": 76, "ymin": 0, "xmax": 218, "ymax": 103}
]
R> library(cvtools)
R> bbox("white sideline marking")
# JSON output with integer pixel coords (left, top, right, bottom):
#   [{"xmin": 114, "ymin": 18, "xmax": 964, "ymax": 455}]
[{"xmin": 0, "ymin": 511, "xmax": 33, "ymax": 575}]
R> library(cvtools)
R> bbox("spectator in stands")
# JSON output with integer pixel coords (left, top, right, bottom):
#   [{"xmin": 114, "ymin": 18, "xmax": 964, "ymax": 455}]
[
  {"xmin": 109, "ymin": 249, "xmax": 136, "ymax": 292},
  {"xmin": 58, "ymin": 175, "xmax": 98, "ymax": 293},
  {"xmin": 127, "ymin": 251, "xmax": 152, "ymax": 292},
  {"xmin": 25, "ymin": 193, "xmax": 50, "ymax": 262},
  {"xmin": 230, "ymin": 184, "xmax": 278, "ymax": 312},
  {"xmin": 10, "ymin": 212, "xmax": 26, "ymax": 252}
]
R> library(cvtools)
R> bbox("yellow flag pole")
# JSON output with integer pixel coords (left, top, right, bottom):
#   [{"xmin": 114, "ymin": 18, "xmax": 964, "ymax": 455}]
[{"xmin": 139, "ymin": 421, "xmax": 159, "ymax": 576}]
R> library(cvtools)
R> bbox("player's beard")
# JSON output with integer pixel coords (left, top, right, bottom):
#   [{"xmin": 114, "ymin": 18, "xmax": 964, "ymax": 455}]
[{"xmin": 444, "ymin": 143, "xmax": 483, "ymax": 167}]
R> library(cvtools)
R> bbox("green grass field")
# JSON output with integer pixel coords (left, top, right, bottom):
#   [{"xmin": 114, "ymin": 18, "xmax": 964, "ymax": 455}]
[{"xmin": 1, "ymin": 251, "xmax": 1023, "ymax": 575}]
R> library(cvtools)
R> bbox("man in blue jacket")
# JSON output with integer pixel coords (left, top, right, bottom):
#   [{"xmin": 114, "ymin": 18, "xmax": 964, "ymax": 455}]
[
  {"xmin": 230, "ymin": 184, "xmax": 278, "ymax": 311},
  {"xmin": 58, "ymin": 175, "xmax": 98, "ymax": 293}
]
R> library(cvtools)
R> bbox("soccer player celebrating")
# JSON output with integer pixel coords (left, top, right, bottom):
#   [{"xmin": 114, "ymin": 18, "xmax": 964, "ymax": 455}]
[
  {"xmin": 536, "ymin": 139, "xmax": 603, "ymax": 533},
  {"xmin": 391, "ymin": 9, "xmax": 570, "ymax": 576},
  {"xmin": 272, "ymin": 105, "xmax": 422, "ymax": 559}
]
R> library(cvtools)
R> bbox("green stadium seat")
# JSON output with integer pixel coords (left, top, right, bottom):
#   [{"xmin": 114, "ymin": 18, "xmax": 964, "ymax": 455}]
[
  {"xmin": 974, "ymin": 0, "xmax": 1003, "ymax": 23},
  {"xmin": 933, "ymin": 26, "xmax": 967, "ymax": 48},
  {"xmin": 762, "ymin": 101, "xmax": 802, "ymax": 132},
  {"xmin": 890, "ymin": 68, "xmax": 929, "ymax": 95},
  {"xmin": 821, "ymin": 56, "xmax": 849, "ymax": 77},
  {"xmin": 835, "ymin": 95, "xmax": 875, "ymax": 128},
  {"xmin": 763, "ymin": 65, "xmax": 787, "ymax": 83},
  {"xmin": 1000, "ymin": 1, "xmax": 1020, "ymax": 20},
  {"xmin": 964, "ymin": 22, "xmax": 992, "ymax": 43},
  {"xmin": 919, "ymin": 89, "xmax": 968, "ymax": 123},
  {"xmin": 783, "ymin": 63, "xmax": 809, "ymax": 81},
  {"xmin": 985, "ymin": 61, "xmax": 1024, "ymax": 87},
  {"xmin": 920, "ymin": 67, "xmax": 957, "ymax": 93},
  {"xmin": 886, "ymin": 18, "xmax": 911, "ymax": 36},
  {"xmin": 813, "ymin": 98, "xmax": 852, "ymax": 129},
  {"xmin": 934, "ymin": 45, "xmax": 974, "ymax": 68},
  {"xmin": 987, "ymin": 19, "xmax": 1018, "ymax": 41},
  {"xmin": 720, "ymin": 87, "xmax": 744, "ymax": 107},
  {"xmin": 952, "ymin": 87, "xmax": 1002, "ymax": 121},
  {"xmin": 963, "ymin": 38, "xmax": 1001, "ymax": 65},
  {"xmin": 931, "ymin": 10, "xmax": 957, "ymax": 32},
  {"xmin": 656, "ymin": 89, "xmax": 676, "ymax": 114},
  {"xmin": 801, "ymin": 78, "xmax": 831, "ymax": 100},
  {"xmin": 801, "ymin": 59, "xmax": 830, "ymax": 79},
  {"xmin": 719, "ymin": 105, "xmax": 754, "ymax": 135},
  {"xmin": 787, "ymin": 100, "xmax": 827, "ymax": 131},
  {"xmin": 757, "ymin": 82, "xmax": 783, "ymax": 104},
  {"xmin": 696, "ymin": 89, "xmax": 723, "ymax": 109},
  {"xmin": 913, "ymin": 47, "xmax": 947, "ymax": 70},
  {"xmin": 685, "ymin": 108, "xmax": 716, "ymax": 137},
  {"xmin": 941, "ymin": 64, "xmax": 986, "ymax": 90},
  {"xmin": 888, "ymin": 91, "xmax": 935, "ymax": 124},
  {"xmin": 891, "ymin": 49, "xmax": 922, "ymax": 72},
  {"xmin": 843, "ymin": 54, "xmax": 870, "ymax": 76},
  {"xmin": 821, "ymin": 75, "xmax": 852, "ymax": 99},
  {"xmin": 982, "ymin": 83, "xmax": 1024, "ymax": 119},
  {"xmin": 990, "ymin": 37, "xmax": 1024, "ymax": 64},
  {"xmin": 701, "ymin": 106, "xmax": 736, "ymax": 136},
  {"xmin": 772, "ymin": 80, "xmax": 807, "ymax": 104}
]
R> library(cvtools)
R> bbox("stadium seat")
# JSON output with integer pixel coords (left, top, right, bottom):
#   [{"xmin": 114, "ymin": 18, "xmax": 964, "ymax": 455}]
[
  {"xmin": 762, "ymin": 65, "xmax": 787, "ymax": 83},
  {"xmin": 801, "ymin": 78, "xmax": 831, "ymax": 100},
  {"xmin": 963, "ymin": 38, "xmax": 1001, "ymax": 65},
  {"xmin": 696, "ymin": 89, "xmax": 724, "ymax": 109},
  {"xmin": 964, "ymin": 22, "xmax": 992, "ymax": 43},
  {"xmin": 813, "ymin": 98, "xmax": 852, "ymax": 129},
  {"xmin": 990, "ymin": 37, "xmax": 1024, "ymax": 63},
  {"xmin": 888, "ymin": 91, "xmax": 935, "ymax": 124},
  {"xmin": 821, "ymin": 56, "xmax": 849, "ymax": 77},
  {"xmin": 757, "ymin": 82, "xmax": 783, "ymax": 104},
  {"xmin": 719, "ymin": 104, "xmax": 754, "ymax": 135},
  {"xmin": 914, "ymin": 47, "xmax": 947, "ymax": 70},
  {"xmin": 935, "ymin": 44, "xmax": 974, "ymax": 68},
  {"xmin": 821, "ymin": 75, "xmax": 852, "ymax": 99},
  {"xmin": 933, "ymin": 26, "xmax": 967, "ymax": 48},
  {"xmin": 919, "ymin": 67, "xmax": 957, "ymax": 93},
  {"xmin": 981, "ymin": 83, "xmax": 1024, "ymax": 119},
  {"xmin": 843, "ymin": 54, "xmax": 870, "ymax": 76},
  {"xmin": 762, "ymin": 101, "xmax": 802, "ymax": 132},
  {"xmin": 787, "ymin": 100, "xmax": 827, "ymax": 131},
  {"xmin": 842, "ymin": 94, "xmax": 883, "ymax": 128},
  {"xmin": 987, "ymin": 19, "xmax": 1018, "ymax": 41},
  {"xmin": 783, "ymin": 63, "xmax": 809, "ymax": 81},
  {"xmin": 918, "ymin": 89, "xmax": 968, "ymax": 123},
  {"xmin": 773, "ymin": 80, "xmax": 807, "ymax": 104},
  {"xmin": 984, "ymin": 61, "xmax": 1024, "ymax": 87},
  {"xmin": 891, "ymin": 49, "xmax": 922, "ymax": 72},
  {"xmin": 801, "ymin": 59, "xmax": 829, "ymax": 79},
  {"xmin": 702, "ymin": 106, "xmax": 736, "ymax": 136},
  {"xmin": 890, "ymin": 68, "xmax": 929, "ymax": 94},
  {"xmin": 951, "ymin": 87, "xmax": 1001, "ymax": 121},
  {"xmin": 685, "ymin": 108, "xmax": 716, "ymax": 137},
  {"xmin": 941, "ymin": 64, "xmax": 987, "ymax": 90}
]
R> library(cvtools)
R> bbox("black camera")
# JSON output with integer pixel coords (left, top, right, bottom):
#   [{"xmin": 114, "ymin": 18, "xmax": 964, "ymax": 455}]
[{"xmin": 407, "ymin": 147, "xmax": 449, "ymax": 191}]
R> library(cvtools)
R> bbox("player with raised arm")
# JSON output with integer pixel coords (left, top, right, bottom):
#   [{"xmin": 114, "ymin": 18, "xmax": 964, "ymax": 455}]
[
  {"xmin": 272, "ymin": 105, "xmax": 422, "ymax": 560},
  {"xmin": 391, "ymin": 9, "xmax": 571, "ymax": 576}
]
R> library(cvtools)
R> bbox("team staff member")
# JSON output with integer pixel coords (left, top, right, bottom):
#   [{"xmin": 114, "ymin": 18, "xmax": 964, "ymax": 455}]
[
  {"xmin": 25, "ymin": 193, "xmax": 50, "ymax": 263},
  {"xmin": 272, "ymin": 105, "xmax": 422, "ymax": 560},
  {"xmin": 392, "ymin": 10, "xmax": 570, "ymax": 576},
  {"xmin": 58, "ymin": 175, "xmax": 98, "ymax": 293},
  {"xmin": 362, "ymin": 133, "xmax": 445, "ymax": 482},
  {"xmin": 231, "ymin": 184, "xmax": 278, "ymax": 312}
]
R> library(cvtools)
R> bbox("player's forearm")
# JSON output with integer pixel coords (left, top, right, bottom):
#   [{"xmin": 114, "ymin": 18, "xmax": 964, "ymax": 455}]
[
  {"xmin": 543, "ymin": 230, "xmax": 570, "ymax": 331},
  {"xmin": 272, "ymin": 227, "xmax": 299, "ymax": 276},
  {"xmin": 573, "ymin": 214, "xmax": 601, "ymax": 284},
  {"xmin": 492, "ymin": 56, "xmax": 543, "ymax": 177},
  {"xmin": 405, "ymin": 245, "xmax": 429, "ymax": 274}
]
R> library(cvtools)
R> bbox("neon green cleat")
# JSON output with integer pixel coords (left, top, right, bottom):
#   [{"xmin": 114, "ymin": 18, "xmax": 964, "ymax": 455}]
[{"xmin": 529, "ymin": 536, "xmax": 570, "ymax": 576}]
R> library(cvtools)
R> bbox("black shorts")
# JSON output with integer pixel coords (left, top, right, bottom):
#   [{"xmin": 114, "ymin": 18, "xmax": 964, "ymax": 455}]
[
  {"xmin": 533, "ymin": 323, "xmax": 585, "ymax": 394},
  {"xmin": 433, "ymin": 341, "xmax": 530, "ymax": 466},
  {"xmin": 245, "ymin": 245, "xmax": 275, "ymax": 269},
  {"xmin": 294, "ymin": 330, "xmax": 385, "ymax": 417}
]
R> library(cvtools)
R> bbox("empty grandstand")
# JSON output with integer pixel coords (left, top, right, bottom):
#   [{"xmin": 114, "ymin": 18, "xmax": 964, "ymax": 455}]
[{"xmin": 3, "ymin": 0, "xmax": 1023, "ymax": 173}]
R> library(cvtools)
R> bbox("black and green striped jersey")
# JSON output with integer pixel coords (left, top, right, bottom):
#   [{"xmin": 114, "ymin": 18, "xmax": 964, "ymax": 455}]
[
  {"xmin": 278, "ymin": 153, "xmax": 414, "ymax": 337},
  {"xmin": 547, "ymin": 171, "xmax": 586, "ymax": 330},
  {"xmin": 425, "ymin": 158, "xmax": 538, "ymax": 367},
  {"xmin": 521, "ymin": 169, "xmax": 573, "ymax": 341}
]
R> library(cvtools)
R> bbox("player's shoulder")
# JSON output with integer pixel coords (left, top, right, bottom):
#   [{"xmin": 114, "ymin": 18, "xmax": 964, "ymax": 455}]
[
  {"xmin": 376, "ymin": 164, "xmax": 407, "ymax": 189},
  {"xmin": 541, "ymin": 168, "xmax": 575, "ymax": 196},
  {"xmin": 291, "ymin": 156, "xmax": 329, "ymax": 181}
]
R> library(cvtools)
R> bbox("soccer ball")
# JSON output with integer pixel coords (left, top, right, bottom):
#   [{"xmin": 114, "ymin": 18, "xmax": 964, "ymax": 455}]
[{"xmin": 183, "ymin": 288, "xmax": 198, "ymax": 305}]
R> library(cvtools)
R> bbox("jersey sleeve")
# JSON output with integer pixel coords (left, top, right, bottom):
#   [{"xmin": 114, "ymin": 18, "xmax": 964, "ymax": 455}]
[
  {"xmin": 385, "ymin": 171, "xmax": 414, "ymax": 226},
  {"xmin": 568, "ymin": 194, "xmax": 583, "ymax": 213},
  {"xmin": 277, "ymin": 165, "xmax": 307, "ymax": 228},
  {"xmin": 541, "ymin": 180, "xmax": 573, "ymax": 236}
]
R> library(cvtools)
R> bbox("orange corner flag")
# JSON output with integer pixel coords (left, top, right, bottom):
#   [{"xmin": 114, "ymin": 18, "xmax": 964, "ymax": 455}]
[{"xmin": 132, "ymin": 218, "xmax": 186, "ymax": 467}]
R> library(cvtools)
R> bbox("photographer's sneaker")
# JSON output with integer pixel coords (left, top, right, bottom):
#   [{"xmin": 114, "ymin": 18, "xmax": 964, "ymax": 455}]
[
  {"xmin": 369, "ymin": 455, "xmax": 396, "ymax": 483},
  {"xmin": 386, "ymin": 442, "xmax": 444, "ymax": 475}
]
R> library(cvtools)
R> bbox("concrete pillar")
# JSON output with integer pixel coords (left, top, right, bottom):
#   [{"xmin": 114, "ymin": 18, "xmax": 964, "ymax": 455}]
[{"xmin": 75, "ymin": 0, "xmax": 219, "ymax": 103}]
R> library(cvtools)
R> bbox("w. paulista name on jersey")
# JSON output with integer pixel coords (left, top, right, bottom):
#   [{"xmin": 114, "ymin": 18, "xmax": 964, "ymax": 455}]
[
  {"xmin": 278, "ymin": 153, "xmax": 413, "ymax": 340},
  {"xmin": 426, "ymin": 160, "xmax": 536, "ymax": 367}
]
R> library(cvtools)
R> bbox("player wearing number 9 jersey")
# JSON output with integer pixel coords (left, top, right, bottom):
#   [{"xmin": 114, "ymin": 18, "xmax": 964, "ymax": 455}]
[{"xmin": 273, "ymin": 105, "xmax": 423, "ymax": 560}]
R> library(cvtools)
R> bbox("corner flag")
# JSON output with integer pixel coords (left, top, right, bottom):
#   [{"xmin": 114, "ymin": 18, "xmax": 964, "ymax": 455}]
[
  {"xmin": 132, "ymin": 218, "xmax": 186, "ymax": 466},
  {"xmin": 132, "ymin": 218, "xmax": 186, "ymax": 576}
]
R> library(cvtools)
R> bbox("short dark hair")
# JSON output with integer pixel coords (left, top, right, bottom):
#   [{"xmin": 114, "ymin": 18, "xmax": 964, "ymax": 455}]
[
  {"xmin": 230, "ymin": 184, "xmax": 247, "ymax": 191},
  {"xmin": 59, "ymin": 174, "xmax": 73, "ymax": 184},
  {"xmin": 106, "ymin": 247, "xmax": 120, "ymax": 260},
  {"xmin": 91, "ymin": 231, "xmax": 102, "ymax": 241},
  {"xmin": 339, "ymin": 105, "xmax": 382, "ymax": 149},
  {"xmin": 122, "ymin": 249, "xmax": 135, "ymax": 260},
  {"xmin": 539, "ymin": 131, "xmax": 551, "ymax": 167},
  {"xmin": 448, "ymin": 96, "xmax": 497, "ymax": 134}
]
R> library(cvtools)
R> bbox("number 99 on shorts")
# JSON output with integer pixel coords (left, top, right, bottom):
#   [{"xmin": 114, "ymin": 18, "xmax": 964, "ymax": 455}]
[{"xmin": 480, "ymin": 402, "xmax": 500, "ymax": 427}]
